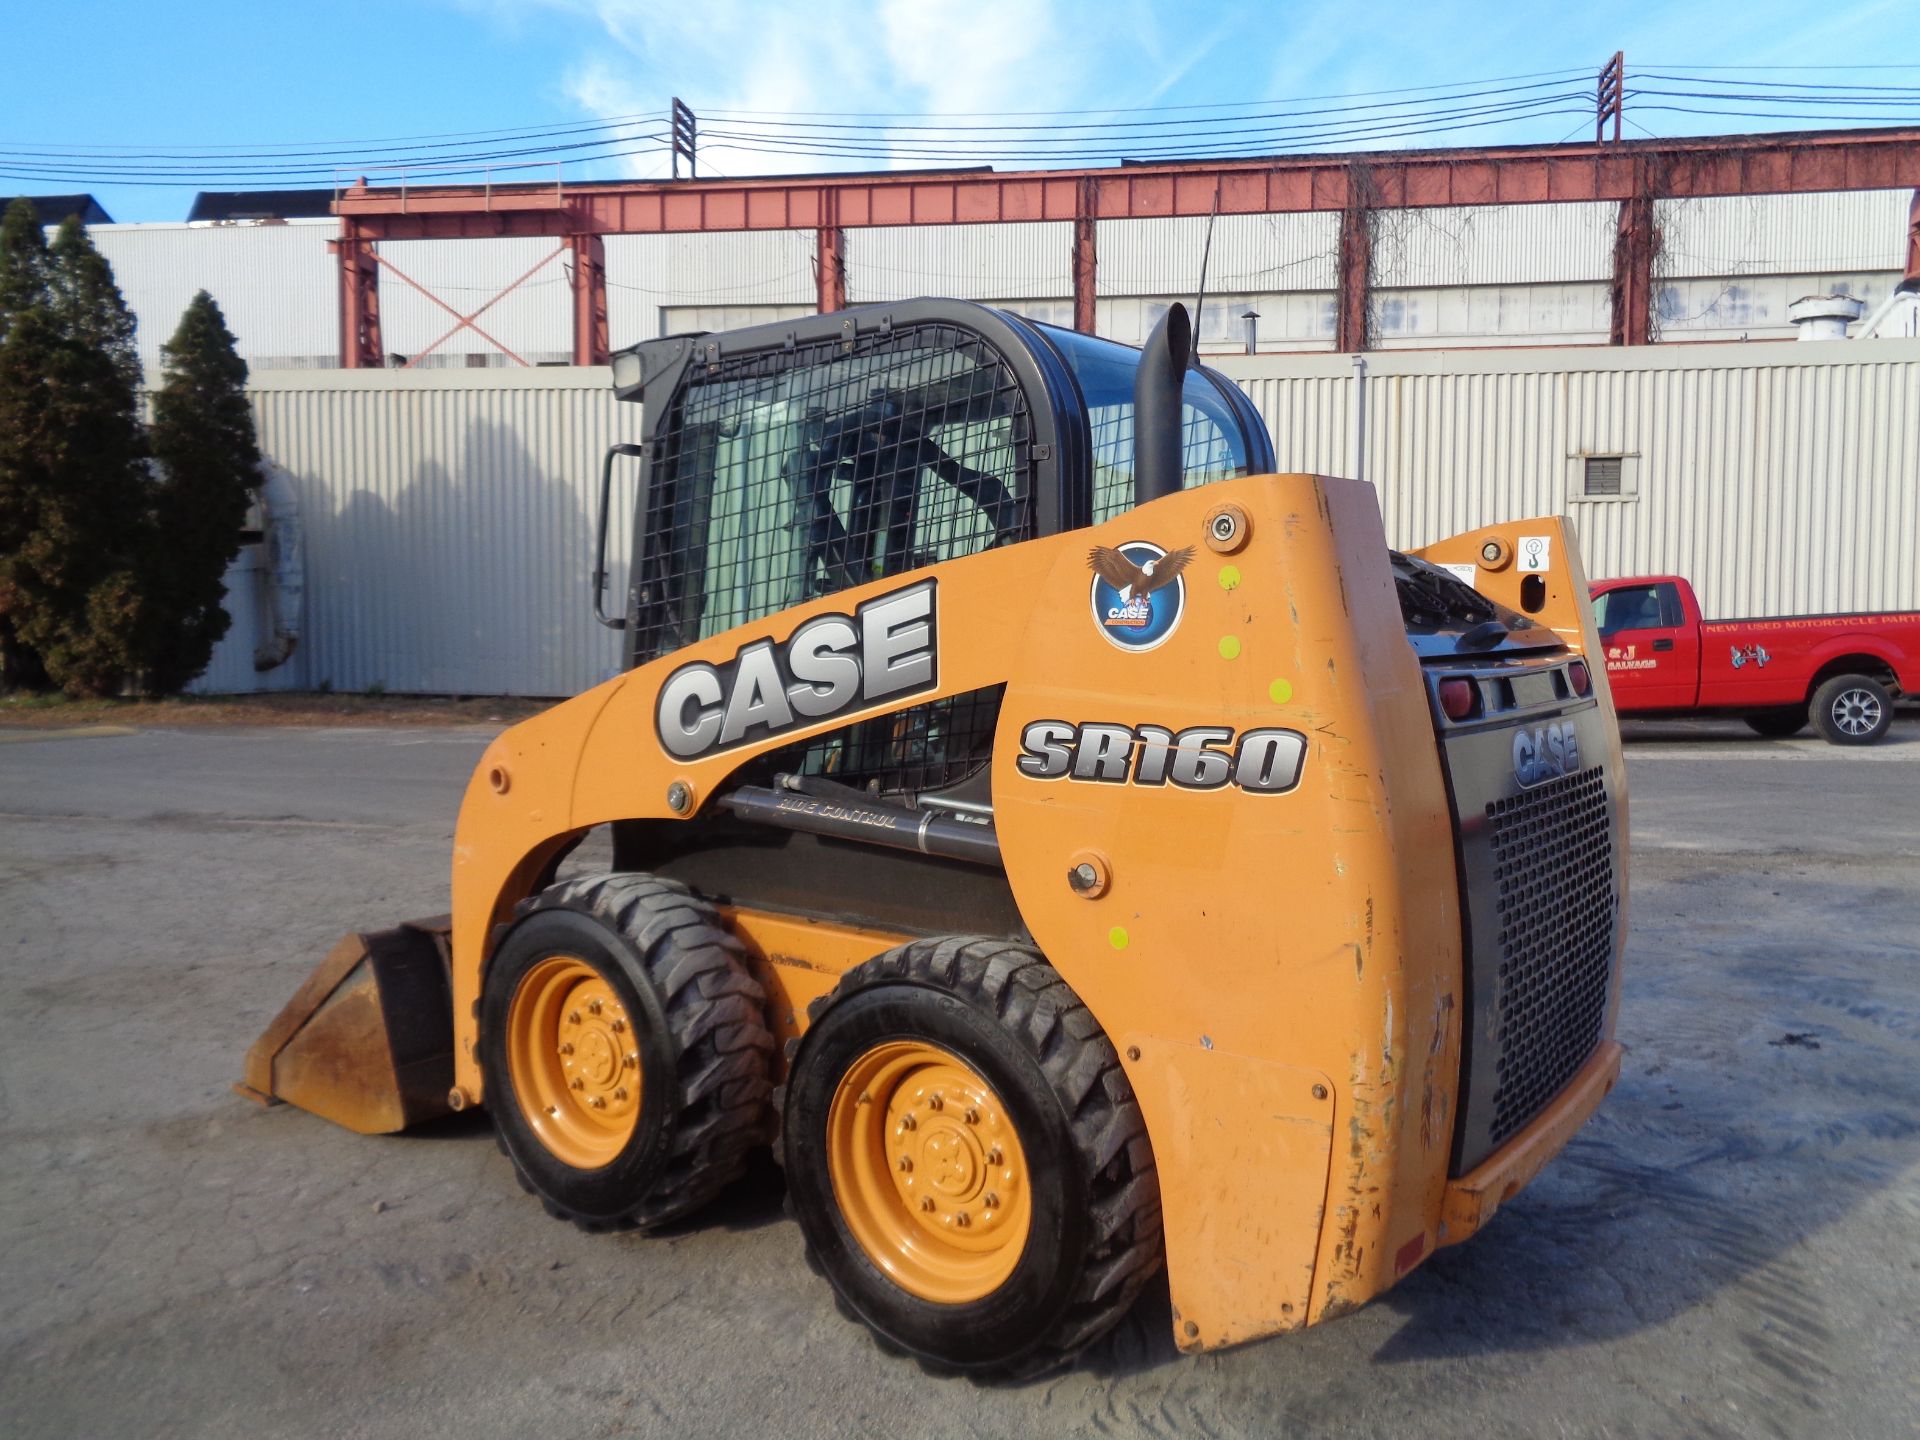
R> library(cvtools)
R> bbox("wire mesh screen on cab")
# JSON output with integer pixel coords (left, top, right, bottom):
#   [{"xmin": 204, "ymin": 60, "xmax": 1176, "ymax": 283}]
[
  {"xmin": 635, "ymin": 323, "xmax": 1034, "ymax": 662},
  {"xmin": 766, "ymin": 684, "xmax": 1007, "ymax": 798},
  {"xmin": 1088, "ymin": 403, "xmax": 1253, "ymax": 523}
]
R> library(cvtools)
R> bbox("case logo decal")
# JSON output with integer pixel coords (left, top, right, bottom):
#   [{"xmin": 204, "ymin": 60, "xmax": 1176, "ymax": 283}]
[
  {"xmin": 655, "ymin": 580, "xmax": 936, "ymax": 760},
  {"xmin": 1088, "ymin": 542, "xmax": 1193, "ymax": 651},
  {"xmin": 1512, "ymin": 721, "xmax": 1581, "ymax": 787}
]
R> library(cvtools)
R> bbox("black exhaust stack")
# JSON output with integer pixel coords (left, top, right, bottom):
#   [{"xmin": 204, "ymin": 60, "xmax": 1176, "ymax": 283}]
[{"xmin": 1133, "ymin": 302, "xmax": 1192, "ymax": 508}]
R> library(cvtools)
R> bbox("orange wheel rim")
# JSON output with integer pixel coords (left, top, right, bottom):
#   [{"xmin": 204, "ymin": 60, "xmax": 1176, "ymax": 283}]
[
  {"xmin": 506, "ymin": 955, "xmax": 641, "ymax": 1170},
  {"xmin": 826, "ymin": 1040, "xmax": 1032, "ymax": 1305}
]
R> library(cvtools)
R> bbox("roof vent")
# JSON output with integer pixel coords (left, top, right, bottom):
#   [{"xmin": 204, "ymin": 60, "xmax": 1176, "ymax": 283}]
[{"xmin": 1787, "ymin": 294, "xmax": 1864, "ymax": 341}]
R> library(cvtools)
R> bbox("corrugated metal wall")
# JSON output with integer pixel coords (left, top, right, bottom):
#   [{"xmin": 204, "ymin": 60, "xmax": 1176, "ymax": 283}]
[
  {"xmin": 186, "ymin": 339, "xmax": 1916, "ymax": 695},
  {"xmin": 88, "ymin": 220, "xmax": 338, "ymax": 379},
  {"xmin": 848, "ymin": 222, "xmax": 1072, "ymax": 302},
  {"xmin": 1656, "ymin": 190, "xmax": 1913, "ymax": 277},
  {"xmin": 1373, "ymin": 202, "xmax": 1617, "ymax": 286},
  {"xmin": 1215, "ymin": 339, "xmax": 1920, "ymax": 618},
  {"xmin": 605, "ymin": 231, "xmax": 816, "ymax": 343},
  {"xmin": 196, "ymin": 368, "xmax": 635, "ymax": 695},
  {"xmin": 1371, "ymin": 282, "xmax": 1612, "ymax": 348},
  {"xmin": 1096, "ymin": 214, "xmax": 1341, "ymax": 293}
]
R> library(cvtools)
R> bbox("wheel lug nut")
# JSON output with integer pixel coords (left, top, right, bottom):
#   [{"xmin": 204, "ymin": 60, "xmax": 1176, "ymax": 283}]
[
  {"xmin": 897, "ymin": 1156, "xmax": 913, "ymax": 1173},
  {"xmin": 559, "ymin": 1042, "xmax": 574, "ymax": 1056},
  {"xmin": 567, "ymin": 1010, "xmax": 581, "ymax": 1025},
  {"xmin": 954, "ymin": 1212, "xmax": 970, "ymax": 1228},
  {"xmin": 588, "ymin": 999, "xmax": 603, "ymax": 1016},
  {"xmin": 588, "ymin": 1095, "xmax": 605, "ymax": 1109},
  {"xmin": 963, "ymin": 1107, "xmax": 979, "ymax": 1125},
  {"xmin": 611, "ymin": 1018, "xmax": 626, "ymax": 1033},
  {"xmin": 919, "ymin": 1196, "xmax": 936, "ymax": 1213},
  {"xmin": 984, "ymin": 1192, "xmax": 999, "ymax": 1209},
  {"xmin": 987, "ymin": 1146, "xmax": 1003, "ymax": 1166},
  {"xmin": 624, "ymin": 1052, "xmax": 638, "ymax": 1068},
  {"xmin": 570, "ymin": 1077, "xmax": 585, "ymax": 1090},
  {"xmin": 898, "ymin": 1114, "xmax": 917, "ymax": 1132},
  {"xmin": 927, "ymin": 1093, "xmax": 943, "ymax": 1111},
  {"xmin": 614, "ymin": 1087, "xmax": 628, "ymax": 1101}
]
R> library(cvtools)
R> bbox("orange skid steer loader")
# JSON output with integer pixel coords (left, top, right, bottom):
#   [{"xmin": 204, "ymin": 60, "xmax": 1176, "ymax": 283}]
[{"xmin": 240, "ymin": 301, "xmax": 1627, "ymax": 1375}]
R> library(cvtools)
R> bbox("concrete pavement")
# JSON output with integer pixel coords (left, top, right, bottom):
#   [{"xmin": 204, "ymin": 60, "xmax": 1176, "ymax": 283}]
[{"xmin": 2, "ymin": 718, "xmax": 1916, "ymax": 1439}]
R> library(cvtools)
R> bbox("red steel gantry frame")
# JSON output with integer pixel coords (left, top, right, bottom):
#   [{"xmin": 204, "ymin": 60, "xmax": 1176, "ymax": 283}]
[{"xmin": 330, "ymin": 128, "xmax": 1920, "ymax": 366}]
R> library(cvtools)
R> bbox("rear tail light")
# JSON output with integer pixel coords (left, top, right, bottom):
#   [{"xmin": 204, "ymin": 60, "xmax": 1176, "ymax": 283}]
[
  {"xmin": 1568, "ymin": 660, "xmax": 1591, "ymax": 696},
  {"xmin": 1438, "ymin": 678, "xmax": 1478, "ymax": 720}
]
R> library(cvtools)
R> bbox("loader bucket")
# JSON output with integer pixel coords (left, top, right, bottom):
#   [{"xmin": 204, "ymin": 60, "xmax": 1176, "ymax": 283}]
[{"xmin": 237, "ymin": 918, "xmax": 456, "ymax": 1135}]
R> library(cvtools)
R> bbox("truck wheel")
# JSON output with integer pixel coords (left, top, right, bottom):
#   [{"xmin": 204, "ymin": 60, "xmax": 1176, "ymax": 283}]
[
  {"xmin": 480, "ymin": 873, "xmax": 773, "ymax": 1230},
  {"xmin": 1744, "ymin": 708, "xmax": 1808, "ymax": 738},
  {"xmin": 1811, "ymin": 674, "xmax": 1893, "ymax": 746},
  {"xmin": 779, "ymin": 937, "xmax": 1162, "ymax": 1377}
]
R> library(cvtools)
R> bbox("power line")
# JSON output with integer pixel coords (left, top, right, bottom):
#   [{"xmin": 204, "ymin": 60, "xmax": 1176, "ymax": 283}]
[
  {"xmin": 1628, "ymin": 104, "xmax": 1920, "ymax": 123},
  {"xmin": 695, "ymin": 77, "xmax": 1593, "ymax": 137},
  {"xmin": 1628, "ymin": 87, "xmax": 1920, "ymax": 107},
  {"xmin": 1634, "ymin": 62, "xmax": 1920, "ymax": 71},
  {"xmin": 0, "ymin": 111, "xmax": 668, "ymax": 153},
  {"xmin": 698, "ymin": 67, "xmax": 1597, "ymax": 119},
  {"xmin": 0, "ymin": 132, "xmax": 671, "ymax": 181},
  {"xmin": 0, "ymin": 77, "xmax": 1589, "ymax": 171},
  {"xmin": 696, "ymin": 92, "xmax": 1596, "ymax": 156},
  {"xmin": 12, "ymin": 63, "xmax": 1920, "ymax": 193},
  {"xmin": 1631, "ymin": 71, "xmax": 1920, "ymax": 93}
]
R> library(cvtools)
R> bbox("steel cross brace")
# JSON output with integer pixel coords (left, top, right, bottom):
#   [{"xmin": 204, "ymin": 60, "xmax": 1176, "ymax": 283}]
[{"xmin": 372, "ymin": 243, "xmax": 567, "ymax": 368}]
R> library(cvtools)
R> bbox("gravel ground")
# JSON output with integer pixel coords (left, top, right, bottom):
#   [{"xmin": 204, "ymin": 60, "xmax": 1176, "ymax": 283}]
[{"xmin": 2, "ymin": 715, "xmax": 1917, "ymax": 1439}]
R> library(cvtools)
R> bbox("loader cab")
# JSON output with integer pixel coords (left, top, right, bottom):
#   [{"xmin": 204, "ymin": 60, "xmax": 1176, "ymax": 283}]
[{"xmin": 598, "ymin": 300, "xmax": 1273, "ymax": 674}]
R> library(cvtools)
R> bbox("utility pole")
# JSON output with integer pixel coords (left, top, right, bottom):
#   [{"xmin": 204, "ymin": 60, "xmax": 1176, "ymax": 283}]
[
  {"xmin": 671, "ymin": 98, "xmax": 698, "ymax": 180},
  {"xmin": 1596, "ymin": 53, "xmax": 1624, "ymax": 143}
]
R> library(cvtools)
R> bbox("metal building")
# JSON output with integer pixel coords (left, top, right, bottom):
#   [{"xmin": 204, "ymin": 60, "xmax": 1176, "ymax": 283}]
[{"xmin": 61, "ymin": 127, "xmax": 1920, "ymax": 380}]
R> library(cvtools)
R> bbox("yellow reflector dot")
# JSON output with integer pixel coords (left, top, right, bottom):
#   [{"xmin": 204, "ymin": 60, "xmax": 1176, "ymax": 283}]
[
  {"xmin": 1217, "ymin": 564, "xmax": 1242, "ymax": 591},
  {"xmin": 1268, "ymin": 678, "xmax": 1293, "ymax": 704},
  {"xmin": 1218, "ymin": 635, "xmax": 1241, "ymax": 660},
  {"xmin": 1108, "ymin": 926, "xmax": 1129, "ymax": 951}
]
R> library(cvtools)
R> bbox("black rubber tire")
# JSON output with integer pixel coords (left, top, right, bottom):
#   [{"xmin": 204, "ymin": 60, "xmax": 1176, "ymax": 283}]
[
  {"xmin": 480, "ymin": 872, "xmax": 774, "ymax": 1230},
  {"xmin": 779, "ymin": 937, "xmax": 1162, "ymax": 1378},
  {"xmin": 1744, "ymin": 708, "xmax": 1808, "ymax": 738},
  {"xmin": 1810, "ymin": 673, "xmax": 1893, "ymax": 746}
]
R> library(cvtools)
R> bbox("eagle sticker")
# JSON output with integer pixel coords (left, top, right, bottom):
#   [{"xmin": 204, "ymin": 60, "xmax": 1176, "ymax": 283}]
[{"xmin": 1088, "ymin": 541, "xmax": 1193, "ymax": 651}]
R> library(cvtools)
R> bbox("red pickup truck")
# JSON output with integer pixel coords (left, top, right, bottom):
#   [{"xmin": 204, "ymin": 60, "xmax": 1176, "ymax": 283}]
[{"xmin": 1590, "ymin": 575, "xmax": 1919, "ymax": 745}]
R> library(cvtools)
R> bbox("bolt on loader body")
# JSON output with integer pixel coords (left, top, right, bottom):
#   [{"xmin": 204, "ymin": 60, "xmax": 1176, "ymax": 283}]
[{"xmin": 241, "ymin": 299, "xmax": 1627, "ymax": 1374}]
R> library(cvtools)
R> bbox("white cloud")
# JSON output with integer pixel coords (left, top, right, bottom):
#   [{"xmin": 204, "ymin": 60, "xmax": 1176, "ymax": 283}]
[
  {"xmin": 455, "ymin": 0, "xmax": 1920, "ymax": 179},
  {"xmin": 466, "ymin": 0, "xmax": 1090, "ymax": 177},
  {"xmin": 878, "ymin": 0, "xmax": 1064, "ymax": 112}
]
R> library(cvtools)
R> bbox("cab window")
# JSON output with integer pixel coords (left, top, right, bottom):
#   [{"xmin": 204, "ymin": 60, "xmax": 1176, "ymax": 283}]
[
  {"xmin": 1593, "ymin": 583, "xmax": 1672, "ymax": 636},
  {"xmin": 639, "ymin": 322, "xmax": 1034, "ymax": 660},
  {"xmin": 1033, "ymin": 323, "xmax": 1258, "ymax": 523}
]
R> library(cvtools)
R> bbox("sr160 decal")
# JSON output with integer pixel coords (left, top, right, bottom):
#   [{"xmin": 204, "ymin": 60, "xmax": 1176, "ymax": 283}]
[
  {"xmin": 656, "ymin": 580, "xmax": 937, "ymax": 759},
  {"xmin": 1017, "ymin": 720, "xmax": 1307, "ymax": 794}
]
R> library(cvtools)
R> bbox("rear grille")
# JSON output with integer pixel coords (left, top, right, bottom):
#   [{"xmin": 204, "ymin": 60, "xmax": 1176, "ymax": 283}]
[{"xmin": 1485, "ymin": 765, "xmax": 1617, "ymax": 1145}]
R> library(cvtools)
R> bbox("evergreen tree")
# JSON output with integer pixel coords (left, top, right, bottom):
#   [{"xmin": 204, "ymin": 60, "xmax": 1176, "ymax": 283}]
[
  {"xmin": 48, "ymin": 215, "xmax": 142, "ymax": 396},
  {"xmin": 137, "ymin": 291, "xmax": 262, "ymax": 692},
  {"xmin": 0, "ymin": 200, "xmax": 56, "ymax": 688},
  {"xmin": 0, "ymin": 198, "xmax": 49, "ymax": 336},
  {"xmin": 0, "ymin": 213, "xmax": 153, "ymax": 696}
]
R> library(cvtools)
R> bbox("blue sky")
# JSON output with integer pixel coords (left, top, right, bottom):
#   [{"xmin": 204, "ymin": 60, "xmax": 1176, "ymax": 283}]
[{"xmin": 4, "ymin": 0, "xmax": 1916, "ymax": 221}]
